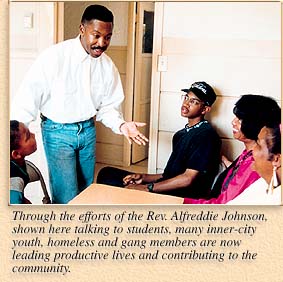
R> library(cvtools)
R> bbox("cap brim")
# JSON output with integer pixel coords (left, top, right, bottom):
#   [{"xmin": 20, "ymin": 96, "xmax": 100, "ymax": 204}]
[
  {"xmin": 181, "ymin": 89, "xmax": 189, "ymax": 92},
  {"xmin": 181, "ymin": 87, "xmax": 212, "ymax": 106}
]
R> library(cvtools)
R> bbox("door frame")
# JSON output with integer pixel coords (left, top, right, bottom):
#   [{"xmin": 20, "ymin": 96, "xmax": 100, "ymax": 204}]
[
  {"xmin": 123, "ymin": 2, "xmax": 136, "ymax": 167},
  {"xmin": 131, "ymin": 2, "xmax": 154, "ymax": 164},
  {"xmin": 147, "ymin": 2, "xmax": 163, "ymax": 173},
  {"xmin": 125, "ymin": 2, "xmax": 159, "ymax": 169},
  {"xmin": 53, "ymin": 2, "xmax": 64, "ymax": 43}
]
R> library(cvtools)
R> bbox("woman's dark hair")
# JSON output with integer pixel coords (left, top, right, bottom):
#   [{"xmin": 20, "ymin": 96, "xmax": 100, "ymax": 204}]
[
  {"xmin": 10, "ymin": 120, "xmax": 21, "ymax": 153},
  {"xmin": 233, "ymin": 94, "xmax": 281, "ymax": 140},
  {"xmin": 264, "ymin": 123, "xmax": 281, "ymax": 161},
  {"xmin": 81, "ymin": 5, "xmax": 113, "ymax": 25}
]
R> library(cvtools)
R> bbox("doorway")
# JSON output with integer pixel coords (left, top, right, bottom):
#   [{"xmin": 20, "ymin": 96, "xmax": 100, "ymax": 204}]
[
  {"xmin": 131, "ymin": 2, "xmax": 154, "ymax": 164},
  {"xmin": 59, "ymin": 2, "xmax": 155, "ymax": 168}
]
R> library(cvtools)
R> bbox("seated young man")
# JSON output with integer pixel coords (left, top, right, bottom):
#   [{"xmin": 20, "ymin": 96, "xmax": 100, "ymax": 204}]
[
  {"xmin": 97, "ymin": 81, "xmax": 221, "ymax": 199},
  {"xmin": 10, "ymin": 120, "xmax": 37, "ymax": 204}
]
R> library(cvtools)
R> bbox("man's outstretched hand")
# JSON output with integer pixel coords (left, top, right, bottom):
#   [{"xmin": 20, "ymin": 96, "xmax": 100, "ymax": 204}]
[{"xmin": 120, "ymin": 121, "xmax": 149, "ymax": 145}]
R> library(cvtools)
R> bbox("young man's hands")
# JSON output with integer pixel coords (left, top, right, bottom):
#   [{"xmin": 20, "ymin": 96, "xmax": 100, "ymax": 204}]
[{"xmin": 123, "ymin": 173, "xmax": 143, "ymax": 185}]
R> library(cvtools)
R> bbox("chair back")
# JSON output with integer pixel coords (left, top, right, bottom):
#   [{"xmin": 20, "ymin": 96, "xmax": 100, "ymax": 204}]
[{"xmin": 25, "ymin": 160, "xmax": 51, "ymax": 204}]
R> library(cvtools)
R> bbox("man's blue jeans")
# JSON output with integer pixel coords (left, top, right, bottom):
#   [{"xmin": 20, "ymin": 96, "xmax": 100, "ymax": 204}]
[{"xmin": 41, "ymin": 117, "xmax": 96, "ymax": 204}]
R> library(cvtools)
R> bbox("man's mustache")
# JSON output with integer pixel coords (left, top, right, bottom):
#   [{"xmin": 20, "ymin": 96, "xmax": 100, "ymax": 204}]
[{"xmin": 91, "ymin": 46, "xmax": 107, "ymax": 51}]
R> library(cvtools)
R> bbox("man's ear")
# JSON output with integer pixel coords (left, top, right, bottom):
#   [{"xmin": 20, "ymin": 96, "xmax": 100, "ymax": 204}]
[
  {"xmin": 272, "ymin": 153, "xmax": 281, "ymax": 168},
  {"xmin": 11, "ymin": 150, "xmax": 22, "ymax": 160},
  {"xmin": 79, "ymin": 24, "xmax": 85, "ymax": 35},
  {"xmin": 202, "ymin": 106, "xmax": 211, "ymax": 115}
]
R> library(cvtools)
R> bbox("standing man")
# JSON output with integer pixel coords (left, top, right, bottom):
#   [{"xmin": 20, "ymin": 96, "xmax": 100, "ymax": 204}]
[
  {"xmin": 11, "ymin": 5, "xmax": 148, "ymax": 204},
  {"xmin": 97, "ymin": 81, "xmax": 221, "ymax": 199}
]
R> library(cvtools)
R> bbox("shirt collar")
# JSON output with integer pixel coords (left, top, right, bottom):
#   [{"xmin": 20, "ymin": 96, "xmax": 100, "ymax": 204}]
[
  {"xmin": 185, "ymin": 120, "xmax": 208, "ymax": 132},
  {"xmin": 74, "ymin": 35, "xmax": 90, "ymax": 63}
]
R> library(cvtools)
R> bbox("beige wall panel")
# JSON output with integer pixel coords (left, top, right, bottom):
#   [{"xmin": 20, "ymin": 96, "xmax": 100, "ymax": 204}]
[
  {"xmin": 159, "ymin": 91, "xmax": 190, "ymax": 132},
  {"xmin": 160, "ymin": 55, "xmax": 281, "ymax": 99},
  {"xmin": 221, "ymin": 139, "xmax": 245, "ymax": 162},
  {"xmin": 160, "ymin": 55, "xmax": 218, "ymax": 93},
  {"xmin": 9, "ymin": 2, "xmax": 54, "ymax": 98},
  {"xmin": 157, "ymin": 131, "xmax": 173, "ymax": 170},
  {"xmin": 106, "ymin": 47, "xmax": 127, "ymax": 74},
  {"xmin": 10, "ymin": 57, "xmax": 34, "ymax": 99},
  {"xmin": 10, "ymin": 35, "xmax": 38, "ymax": 51},
  {"xmin": 163, "ymin": 2, "xmax": 280, "ymax": 40},
  {"xmin": 64, "ymin": 2, "xmax": 91, "ymax": 39},
  {"xmin": 96, "ymin": 143, "xmax": 123, "ymax": 166},
  {"xmin": 162, "ymin": 38, "xmax": 280, "ymax": 58},
  {"xmin": 206, "ymin": 96, "xmax": 239, "ymax": 139},
  {"xmin": 10, "ymin": 2, "xmax": 54, "ymax": 51}
]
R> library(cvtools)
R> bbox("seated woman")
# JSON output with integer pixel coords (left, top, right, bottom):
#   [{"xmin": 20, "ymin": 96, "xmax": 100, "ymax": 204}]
[
  {"xmin": 228, "ymin": 122, "xmax": 281, "ymax": 205},
  {"xmin": 183, "ymin": 94, "xmax": 281, "ymax": 204}
]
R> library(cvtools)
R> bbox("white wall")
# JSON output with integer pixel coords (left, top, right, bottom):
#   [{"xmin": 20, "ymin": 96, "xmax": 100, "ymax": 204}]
[
  {"xmin": 10, "ymin": 2, "xmax": 54, "ymax": 98},
  {"xmin": 151, "ymin": 2, "xmax": 281, "ymax": 173},
  {"xmin": 10, "ymin": 2, "xmax": 55, "ymax": 203}
]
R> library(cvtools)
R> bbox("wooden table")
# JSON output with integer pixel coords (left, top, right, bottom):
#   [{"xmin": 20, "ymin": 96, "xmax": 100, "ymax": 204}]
[{"xmin": 68, "ymin": 183, "xmax": 184, "ymax": 205}]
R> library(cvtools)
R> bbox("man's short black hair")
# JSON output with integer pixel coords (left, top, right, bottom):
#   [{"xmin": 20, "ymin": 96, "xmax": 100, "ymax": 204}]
[
  {"xmin": 81, "ymin": 5, "xmax": 114, "ymax": 24},
  {"xmin": 233, "ymin": 94, "xmax": 281, "ymax": 141},
  {"xmin": 10, "ymin": 120, "xmax": 21, "ymax": 153}
]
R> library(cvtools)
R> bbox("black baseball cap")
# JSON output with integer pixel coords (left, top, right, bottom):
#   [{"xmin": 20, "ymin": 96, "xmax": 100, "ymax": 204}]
[{"xmin": 181, "ymin": 81, "xmax": 216, "ymax": 106}]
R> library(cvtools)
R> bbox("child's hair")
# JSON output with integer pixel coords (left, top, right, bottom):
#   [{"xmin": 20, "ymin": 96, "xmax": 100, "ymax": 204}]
[{"xmin": 10, "ymin": 120, "xmax": 21, "ymax": 153}]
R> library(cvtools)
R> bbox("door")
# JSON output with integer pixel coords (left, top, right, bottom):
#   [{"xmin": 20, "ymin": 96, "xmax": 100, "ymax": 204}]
[{"xmin": 131, "ymin": 2, "xmax": 155, "ymax": 163}]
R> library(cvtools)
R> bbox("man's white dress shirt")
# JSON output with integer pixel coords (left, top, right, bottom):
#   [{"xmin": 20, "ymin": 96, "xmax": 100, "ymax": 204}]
[{"xmin": 11, "ymin": 36, "xmax": 125, "ymax": 134}]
